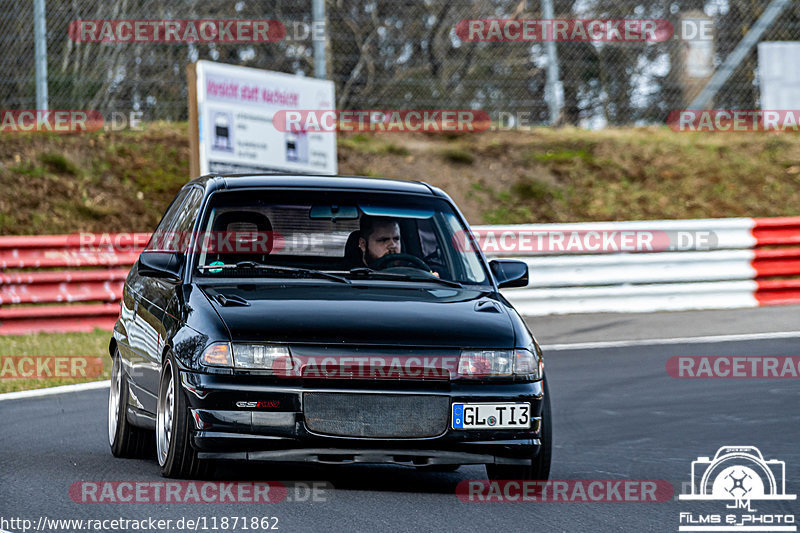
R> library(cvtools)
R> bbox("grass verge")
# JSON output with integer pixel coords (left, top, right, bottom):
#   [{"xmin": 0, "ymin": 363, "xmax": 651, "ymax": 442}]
[
  {"xmin": 0, "ymin": 330, "xmax": 111, "ymax": 394},
  {"xmin": 1, "ymin": 123, "xmax": 799, "ymax": 228}
]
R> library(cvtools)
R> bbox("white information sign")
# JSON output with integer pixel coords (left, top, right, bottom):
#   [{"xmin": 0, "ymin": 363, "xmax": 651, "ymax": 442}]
[
  {"xmin": 758, "ymin": 42, "xmax": 800, "ymax": 111},
  {"xmin": 191, "ymin": 60, "xmax": 336, "ymax": 175}
]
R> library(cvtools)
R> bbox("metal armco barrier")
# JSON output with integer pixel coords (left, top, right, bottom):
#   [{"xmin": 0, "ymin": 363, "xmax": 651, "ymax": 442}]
[
  {"xmin": 0, "ymin": 217, "xmax": 798, "ymax": 334},
  {"xmin": 0, "ymin": 233, "xmax": 148, "ymax": 335},
  {"xmin": 476, "ymin": 216, "xmax": 800, "ymax": 315}
]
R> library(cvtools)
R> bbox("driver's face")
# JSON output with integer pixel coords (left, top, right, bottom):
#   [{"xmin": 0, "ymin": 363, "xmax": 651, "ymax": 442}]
[{"xmin": 360, "ymin": 222, "xmax": 401, "ymax": 264}]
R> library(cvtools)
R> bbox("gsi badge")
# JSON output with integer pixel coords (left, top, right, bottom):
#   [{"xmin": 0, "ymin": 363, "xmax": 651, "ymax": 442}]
[{"xmin": 236, "ymin": 401, "xmax": 280, "ymax": 408}]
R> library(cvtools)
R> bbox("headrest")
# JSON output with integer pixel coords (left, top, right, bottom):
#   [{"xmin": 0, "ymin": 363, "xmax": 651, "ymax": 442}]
[
  {"xmin": 211, "ymin": 210, "xmax": 274, "ymax": 257},
  {"xmin": 343, "ymin": 229, "xmax": 363, "ymax": 267},
  {"xmin": 212, "ymin": 210, "xmax": 272, "ymax": 232}
]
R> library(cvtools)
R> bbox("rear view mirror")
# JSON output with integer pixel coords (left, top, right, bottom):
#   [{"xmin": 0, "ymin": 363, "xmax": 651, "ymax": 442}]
[
  {"xmin": 309, "ymin": 205, "xmax": 359, "ymax": 221},
  {"xmin": 138, "ymin": 251, "xmax": 183, "ymax": 281},
  {"xmin": 489, "ymin": 259, "xmax": 529, "ymax": 289}
]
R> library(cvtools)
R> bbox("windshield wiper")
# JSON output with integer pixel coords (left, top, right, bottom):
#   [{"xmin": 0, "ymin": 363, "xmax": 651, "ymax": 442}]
[
  {"xmin": 198, "ymin": 261, "xmax": 350, "ymax": 284},
  {"xmin": 349, "ymin": 267, "xmax": 463, "ymax": 288}
]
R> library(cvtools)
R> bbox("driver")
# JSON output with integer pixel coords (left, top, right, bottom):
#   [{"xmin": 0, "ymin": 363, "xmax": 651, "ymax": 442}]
[
  {"xmin": 357, "ymin": 215, "xmax": 440, "ymax": 277},
  {"xmin": 358, "ymin": 215, "xmax": 401, "ymax": 267}
]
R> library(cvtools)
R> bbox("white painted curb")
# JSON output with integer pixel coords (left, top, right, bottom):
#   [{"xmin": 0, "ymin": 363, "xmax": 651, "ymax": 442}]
[{"xmin": 0, "ymin": 379, "xmax": 110, "ymax": 402}]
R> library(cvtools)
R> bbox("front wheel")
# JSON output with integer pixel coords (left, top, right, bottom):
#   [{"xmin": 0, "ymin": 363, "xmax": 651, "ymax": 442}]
[
  {"xmin": 157, "ymin": 355, "xmax": 213, "ymax": 478},
  {"xmin": 485, "ymin": 376, "xmax": 552, "ymax": 481}
]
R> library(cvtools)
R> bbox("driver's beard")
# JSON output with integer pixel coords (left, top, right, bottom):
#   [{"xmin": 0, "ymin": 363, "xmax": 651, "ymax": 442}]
[{"xmin": 363, "ymin": 245, "xmax": 382, "ymax": 266}]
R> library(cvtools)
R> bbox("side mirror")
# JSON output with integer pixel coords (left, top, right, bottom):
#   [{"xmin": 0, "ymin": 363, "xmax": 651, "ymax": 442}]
[
  {"xmin": 138, "ymin": 251, "xmax": 183, "ymax": 281},
  {"xmin": 489, "ymin": 259, "xmax": 529, "ymax": 289}
]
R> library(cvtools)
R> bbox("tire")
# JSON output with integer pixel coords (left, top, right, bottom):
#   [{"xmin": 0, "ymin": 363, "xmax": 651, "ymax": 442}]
[
  {"xmin": 108, "ymin": 349, "xmax": 151, "ymax": 458},
  {"xmin": 157, "ymin": 355, "xmax": 214, "ymax": 479},
  {"xmin": 485, "ymin": 376, "xmax": 552, "ymax": 481}
]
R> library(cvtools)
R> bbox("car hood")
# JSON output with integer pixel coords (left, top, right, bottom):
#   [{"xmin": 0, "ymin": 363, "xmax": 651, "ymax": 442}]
[{"xmin": 199, "ymin": 283, "xmax": 516, "ymax": 348}]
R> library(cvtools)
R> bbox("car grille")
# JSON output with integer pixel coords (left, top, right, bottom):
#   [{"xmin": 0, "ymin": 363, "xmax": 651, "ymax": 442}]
[{"xmin": 303, "ymin": 393, "xmax": 449, "ymax": 438}]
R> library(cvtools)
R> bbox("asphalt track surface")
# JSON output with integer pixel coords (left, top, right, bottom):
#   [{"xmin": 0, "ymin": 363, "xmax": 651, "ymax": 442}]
[{"xmin": 1, "ymin": 310, "xmax": 799, "ymax": 533}]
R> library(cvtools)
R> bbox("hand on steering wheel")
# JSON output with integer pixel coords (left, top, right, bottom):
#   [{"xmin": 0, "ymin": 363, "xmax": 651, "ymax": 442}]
[{"xmin": 370, "ymin": 253, "xmax": 431, "ymax": 271}]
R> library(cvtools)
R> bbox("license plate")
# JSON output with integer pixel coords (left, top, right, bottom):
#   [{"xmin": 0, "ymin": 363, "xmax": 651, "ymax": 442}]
[{"xmin": 451, "ymin": 402, "xmax": 531, "ymax": 429}]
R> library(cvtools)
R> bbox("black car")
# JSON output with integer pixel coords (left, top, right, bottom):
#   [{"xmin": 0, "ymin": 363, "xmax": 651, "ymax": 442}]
[{"xmin": 108, "ymin": 174, "xmax": 551, "ymax": 480}]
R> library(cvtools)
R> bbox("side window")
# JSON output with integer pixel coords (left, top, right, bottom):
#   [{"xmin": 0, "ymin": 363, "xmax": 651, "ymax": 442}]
[
  {"xmin": 418, "ymin": 217, "xmax": 450, "ymax": 278},
  {"xmin": 144, "ymin": 188, "xmax": 202, "ymax": 252},
  {"xmin": 145, "ymin": 189, "xmax": 189, "ymax": 252},
  {"xmin": 171, "ymin": 188, "xmax": 203, "ymax": 235},
  {"xmin": 441, "ymin": 212, "xmax": 487, "ymax": 284}
]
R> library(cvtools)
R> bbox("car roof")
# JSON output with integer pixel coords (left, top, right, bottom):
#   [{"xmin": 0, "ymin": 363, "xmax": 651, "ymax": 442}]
[{"xmin": 187, "ymin": 173, "xmax": 441, "ymax": 196}]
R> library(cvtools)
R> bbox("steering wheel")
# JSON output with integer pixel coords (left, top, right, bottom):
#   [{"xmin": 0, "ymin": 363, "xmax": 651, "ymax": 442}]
[{"xmin": 371, "ymin": 253, "xmax": 431, "ymax": 272}]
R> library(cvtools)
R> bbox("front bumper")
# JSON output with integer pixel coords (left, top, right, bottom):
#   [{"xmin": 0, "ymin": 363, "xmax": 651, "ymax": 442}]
[{"xmin": 180, "ymin": 370, "xmax": 544, "ymax": 466}]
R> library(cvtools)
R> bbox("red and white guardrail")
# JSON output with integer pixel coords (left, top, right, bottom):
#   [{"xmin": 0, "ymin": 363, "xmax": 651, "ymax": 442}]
[
  {"xmin": 476, "ymin": 216, "xmax": 800, "ymax": 315},
  {"xmin": 0, "ymin": 217, "xmax": 798, "ymax": 334},
  {"xmin": 0, "ymin": 233, "xmax": 148, "ymax": 335}
]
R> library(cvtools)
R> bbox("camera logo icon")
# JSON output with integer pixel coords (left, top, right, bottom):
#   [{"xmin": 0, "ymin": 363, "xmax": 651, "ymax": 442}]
[{"xmin": 680, "ymin": 446, "xmax": 796, "ymax": 503}]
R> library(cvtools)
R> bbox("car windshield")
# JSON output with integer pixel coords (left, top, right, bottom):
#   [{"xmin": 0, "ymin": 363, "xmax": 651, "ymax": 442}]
[{"xmin": 184, "ymin": 189, "xmax": 489, "ymax": 286}]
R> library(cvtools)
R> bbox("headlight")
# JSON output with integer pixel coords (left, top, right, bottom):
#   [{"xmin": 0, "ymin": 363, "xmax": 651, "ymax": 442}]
[
  {"xmin": 231, "ymin": 344, "xmax": 292, "ymax": 372},
  {"xmin": 458, "ymin": 349, "xmax": 542, "ymax": 379}
]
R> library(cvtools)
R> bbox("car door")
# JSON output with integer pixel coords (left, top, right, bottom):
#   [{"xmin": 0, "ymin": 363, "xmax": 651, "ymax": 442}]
[
  {"xmin": 135, "ymin": 186, "xmax": 204, "ymax": 412},
  {"xmin": 125, "ymin": 187, "xmax": 193, "ymax": 413}
]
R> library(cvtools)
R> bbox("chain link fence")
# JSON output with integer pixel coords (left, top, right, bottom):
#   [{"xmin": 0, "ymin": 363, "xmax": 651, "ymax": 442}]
[{"xmin": 1, "ymin": 0, "xmax": 799, "ymax": 126}]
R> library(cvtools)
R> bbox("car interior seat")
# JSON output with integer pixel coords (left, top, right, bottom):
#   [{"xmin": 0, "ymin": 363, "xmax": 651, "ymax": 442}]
[
  {"xmin": 343, "ymin": 229, "xmax": 364, "ymax": 269},
  {"xmin": 208, "ymin": 210, "xmax": 273, "ymax": 265}
]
